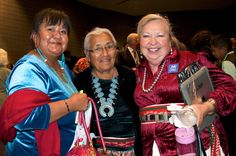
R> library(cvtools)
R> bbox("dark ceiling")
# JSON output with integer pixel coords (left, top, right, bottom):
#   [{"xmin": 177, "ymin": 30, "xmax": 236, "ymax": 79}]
[{"xmin": 77, "ymin": 0, "xmax": 236, "ymax": 16}]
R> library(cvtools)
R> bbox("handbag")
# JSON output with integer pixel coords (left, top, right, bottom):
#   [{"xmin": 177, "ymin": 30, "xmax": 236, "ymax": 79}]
[{"xmin": 67, "ymin": 97, "xmax": 107, "ymax": 156}]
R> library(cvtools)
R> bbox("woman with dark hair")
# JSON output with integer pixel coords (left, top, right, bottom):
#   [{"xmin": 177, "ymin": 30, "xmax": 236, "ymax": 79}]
[
  {"xmin": 0, "ymin": 8, "xmax": 89, "ymax": 156},
  {"xmin": 210, "ymin": 33, "xmax": 236, "ymax": 80},
  {"xmin": 190, "ymin": 30, "xmax": 216, "ymax": 63}
]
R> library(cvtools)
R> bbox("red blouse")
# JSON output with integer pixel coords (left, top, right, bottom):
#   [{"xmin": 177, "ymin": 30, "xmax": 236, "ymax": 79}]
[
  {"xmin": 135, "ymin": 48, "xmax": 236, "ymax": 115},
  {"xmin": 134, "ymin": 48, "xmax": 236, "ymax": 154}
]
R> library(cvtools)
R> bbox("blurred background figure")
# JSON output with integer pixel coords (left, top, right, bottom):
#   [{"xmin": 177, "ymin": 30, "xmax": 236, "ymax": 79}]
[
  {"xmin": 230, "ymin": 37, "xmax": 236, "ymax": 51},
  {"xmin": 0, "ymin": 48, "xmax": 10, "ymax": 156},
  {"xmin": 117, "ymin": 33, "xmax": 141, "ymax": 69},
  {"xmin": 72, "ymin": 56, "xmax": 90, "ymax": 76},
  {"xmin": 210, "ymin": 33, "xmax": 236, "ymax": 156},
  {"xmin": 210, "ymin": 33, "xmax": 236, "ymax": 80},
  {"xmin": 0, "ymin": 48, "xmax": 11, "ymax": 108},
  {"xmin": 190, "ymin": 30, "xmax": 217, "ymax": 63}
]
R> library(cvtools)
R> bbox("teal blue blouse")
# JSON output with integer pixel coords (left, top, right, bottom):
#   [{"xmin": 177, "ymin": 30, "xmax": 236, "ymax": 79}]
[{"xmin": 6, "ymin": 54, "xmax": 78, "ymax": 156}]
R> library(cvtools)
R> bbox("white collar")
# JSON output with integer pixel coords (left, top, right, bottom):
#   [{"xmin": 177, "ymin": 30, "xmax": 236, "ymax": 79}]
[{"xmin": 223, "ymin": 51, "xmax": 234, "ymax": 61}]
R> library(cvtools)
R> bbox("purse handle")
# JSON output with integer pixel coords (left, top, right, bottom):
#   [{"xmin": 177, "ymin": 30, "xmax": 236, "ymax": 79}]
[{"xmin": 81, "ymin": 97, "xmax": 107, "ymax": 155}]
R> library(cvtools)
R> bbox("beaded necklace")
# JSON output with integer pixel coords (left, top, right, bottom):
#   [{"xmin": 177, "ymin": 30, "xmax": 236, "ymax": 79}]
[
  {"xmin": 92, "ymin": 76, "xmax": 119, "ymax": 117},
  {"xmin": 35, "ymin": 48, "xmax": 65, "ymax": 69},
  {"xmin": 142, "ymin": 60, "xmax": 166, "ymax": 93},
  {"xmin": 35, "ymin": 48, "xmax": 76, "ymax": 94},
  {"xmin": 35, "ymin": 48, "xmax": 67, "ymax": 81}
]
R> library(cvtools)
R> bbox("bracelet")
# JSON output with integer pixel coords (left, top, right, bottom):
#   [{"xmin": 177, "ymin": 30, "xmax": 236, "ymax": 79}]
[
  {"xmin": 64, "ymin": 100, "xmax": 70, "ymax": 112},
  {"xmin": 207, "ymin": 98, "xmax": 216, "ymax": 107},
  {"xmin": 207, "ymin": 98, "xmax": 216, "ymax": 115}
]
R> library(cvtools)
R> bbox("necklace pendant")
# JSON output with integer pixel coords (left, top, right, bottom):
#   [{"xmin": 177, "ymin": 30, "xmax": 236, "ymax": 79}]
[
  {"xmin": 99, "ymin": 101, "xmax": 115, "ymax": 117},
  {"xmin": 92, "ymin": 76, "xmax": 118, "ymax": 118}
]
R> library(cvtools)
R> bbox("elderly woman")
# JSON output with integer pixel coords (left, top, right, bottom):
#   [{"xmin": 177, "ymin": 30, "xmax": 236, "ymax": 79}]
[
  {"xmin": 0, "ymin": 8, "xmax": 89, "ymax": 156},
  {"xmin": 134, "ymin": 13, "xmax": 236, "ymax": 156},
  {"xmin": 74, "ymin": 27, "xmax": 142, "ymax": 155}
]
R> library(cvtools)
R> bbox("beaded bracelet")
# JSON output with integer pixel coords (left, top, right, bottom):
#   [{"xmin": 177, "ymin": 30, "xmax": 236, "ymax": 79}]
[{"xmin": 64, "ymin": 100, "xmax": 70, "ymax": 112}]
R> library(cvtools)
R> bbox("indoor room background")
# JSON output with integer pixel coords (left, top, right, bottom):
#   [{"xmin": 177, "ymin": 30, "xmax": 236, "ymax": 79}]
[{"xmin": 0, "ymin": 0, "xmax": 235, "ymax": 65}]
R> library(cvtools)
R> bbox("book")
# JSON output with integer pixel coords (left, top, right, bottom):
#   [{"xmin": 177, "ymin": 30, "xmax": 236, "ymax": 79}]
[
  {"xmin": 180, "ymin": 66, "xmax": 214, "ymax": 104},
  {"xmin": 179, "ymin": 66, "xmax": 216, "ymax": 130}
]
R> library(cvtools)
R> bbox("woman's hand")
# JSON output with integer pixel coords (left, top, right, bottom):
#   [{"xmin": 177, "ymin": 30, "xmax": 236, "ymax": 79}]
[
  {"xmin": 187, "ymin": 98, "xmax": 216, "ymax": 127},
  {"xmin": 67, "ymin": 93, "xmax": 89, "ymax": 112}
]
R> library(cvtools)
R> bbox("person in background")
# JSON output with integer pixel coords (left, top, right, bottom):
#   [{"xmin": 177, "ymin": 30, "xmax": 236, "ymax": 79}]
[
  {"xmin": 0, "ymin": 48, "xmax": 10, "ymax": 156},
  {"xmin": 210, "ymin": 33, "xmax": 236, "ymax": 80},
  {"xmin": 210, "ymin": 33, "xmax": 236, "ymax": 156},
  {"xmin": 0, "ymin": 48, "xmax": 11, "ymax": 108},
  {"xmin": 134, "ymin": 13, "xmax": 236, "ymax": 156},
  {"xmin": 74, "ymin": 27, "xmax": 143, "ymax": 155},
  {"xmin": 0, "ymin": 48, "xmax": 11, "ymax": 156},
  {"xmin": 117, "ymin": 33, "xmax": 141, "ymax": 69},
  {"xmin": 0, "ymin": 8, "xmax": 89, "ymax": 156},
  {"xmin": 230, "ymin": 37, "xmax": 236, "ymax": 51},
  {"xmin": 190, "ymin": 30, "xmax": 217, "ymax": 63}
]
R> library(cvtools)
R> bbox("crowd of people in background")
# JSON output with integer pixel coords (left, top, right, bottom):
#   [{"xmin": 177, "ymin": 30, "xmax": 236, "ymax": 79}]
[{"xmin": 1, "ymin": 8, "xmax": 236, "ymax": 156}]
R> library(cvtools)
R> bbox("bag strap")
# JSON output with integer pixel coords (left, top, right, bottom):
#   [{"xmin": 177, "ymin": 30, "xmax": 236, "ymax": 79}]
[{"xmin": 81, "ymin": 97, "xmax": 107, "ymax": 154}]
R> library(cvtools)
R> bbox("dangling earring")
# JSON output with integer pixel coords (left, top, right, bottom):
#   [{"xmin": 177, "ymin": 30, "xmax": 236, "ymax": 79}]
[
  {"xmin": 60, "ymin": 53, "xmax": 65, "ymax": 70},
  {"xmin": 140, "ymin": 52, "xmax": 144, "ymax": 59},
  {"xmin": 170, "ymin": 48, "xmax": 173, "ymax": 55}
]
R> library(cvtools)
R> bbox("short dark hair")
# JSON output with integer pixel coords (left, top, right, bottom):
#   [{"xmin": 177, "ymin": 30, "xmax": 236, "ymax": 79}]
[
  {"xmin": 32, "ymin": 8, "xmax": 71, "ymax": 35},
  {"xmin": 210, "ymin": 33, "xmax": 232, "ymax": 51}
]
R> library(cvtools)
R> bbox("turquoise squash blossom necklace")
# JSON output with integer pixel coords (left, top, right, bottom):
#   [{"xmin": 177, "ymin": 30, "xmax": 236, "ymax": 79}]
[{"xmin": 92, "ymin": 76, "xmax": 119, "ymax": 117}]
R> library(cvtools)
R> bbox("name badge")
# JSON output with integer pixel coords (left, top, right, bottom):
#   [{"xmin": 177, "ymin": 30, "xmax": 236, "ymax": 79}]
[
  {"xmin": 168, "ymin": 64, "xmax": 179, "ymax": 73},
  {"xmin": 177, "ymin": 62, "xmax": 201, "ymax": 83}
]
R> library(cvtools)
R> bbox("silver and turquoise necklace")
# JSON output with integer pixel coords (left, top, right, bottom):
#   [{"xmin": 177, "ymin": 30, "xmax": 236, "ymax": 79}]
[{"xmin": 92, "ymin": 75, "xmax": 119, "ymax": 117}]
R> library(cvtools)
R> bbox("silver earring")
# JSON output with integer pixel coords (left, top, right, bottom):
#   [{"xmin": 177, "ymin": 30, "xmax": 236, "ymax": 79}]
[
  {"xmin": 170, "ymin": 48, "xmax": 173, "ymax": 54},
  {"xmin": 140, "ymin": 52, "xmax": 144, "ymax": 59}
]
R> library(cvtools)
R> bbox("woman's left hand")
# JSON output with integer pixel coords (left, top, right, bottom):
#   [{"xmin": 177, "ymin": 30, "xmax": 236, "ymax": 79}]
[{"xmin": 187, "ymin": 98, "xmax": 216, "ymax": 127}]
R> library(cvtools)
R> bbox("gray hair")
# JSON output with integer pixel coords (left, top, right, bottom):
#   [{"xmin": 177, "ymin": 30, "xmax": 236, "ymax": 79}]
[
  {"xmin": 84, "ymin": 27, "xmax": 117, "ymax": 56},
  {"xmin": 137, "ymin": 13, "xmax": 173, "ymax": 37},
  {"xmin": 0, "ymin": 48, "xmax": 9, "ymax": 66}
]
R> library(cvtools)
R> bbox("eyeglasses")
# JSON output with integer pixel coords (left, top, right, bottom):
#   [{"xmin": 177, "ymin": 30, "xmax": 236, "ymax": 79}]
[{"xmin": 87, "ymin": 43, "xmax": 116, "ymax": 54}]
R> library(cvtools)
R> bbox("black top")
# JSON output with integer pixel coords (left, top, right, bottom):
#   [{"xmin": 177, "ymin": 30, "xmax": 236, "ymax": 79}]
[
  {"xmin": 73, "ymin": 65, "xmax": 143, "ymax": 155},
  {"xmin": 117, "ymin": 48, "xmax": 137, "ymax": 69}
]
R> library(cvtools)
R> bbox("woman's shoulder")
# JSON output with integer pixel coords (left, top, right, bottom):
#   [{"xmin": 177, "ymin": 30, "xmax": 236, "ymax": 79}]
[
  {"xmin": 179, "ymin": 50, "xmax": 198, "ymax": 57},
  {"xmin": 178, "ymin": 50, "xmax": 208, "ymax": 63},
  {"xmin": 13, "ymin": 53, "xmax": 41, "ymax": 68},
  {"xmin": 10, "ymin": 54, "xmax": 47, "ymax": 78}
]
